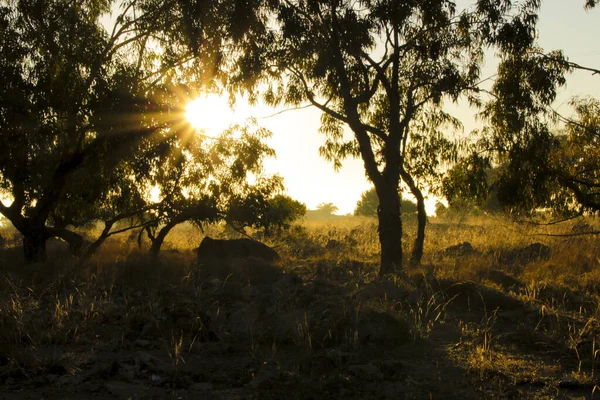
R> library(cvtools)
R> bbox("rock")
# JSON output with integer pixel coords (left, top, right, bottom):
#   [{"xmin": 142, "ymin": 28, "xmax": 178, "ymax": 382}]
[
  {"xmin": 136, "ymin": 352, "xmax": 170, "ymax": 373},
  {"xmin": 443, "ymin": 242, "xmax": 478, "ymax": 258},
  {"xmin": 503, "ymin": 243, "xmax": 551, "ymax": 265},
  {"xmin": 118, "ymin": 363, "xmax": 140, "ymax": 381},
  {"xmin": 133, "ymin": 339, "xmax": 152, "ymax": 349},
  {"xmin": 226, "ymin": 302, "xmax": 265, "ymax": 337},
  {"xmin": 348, "ymin": 363, "xmax": 384, "ymax": 381},
  {"xmin": 190, "ymin": 382, "xmax": 214, "ymax": 391},
  {"xmin": 105, "ymin": 381, "xmax": 149, "ymax": 397},
  {"xmin": 196, "ymin": 237, "xmax": 279, "ymax": 265},
  {"xmin": 247, "ymin": 365, "xmax": 277, "ymax": 389},
  {"xmin": 354, "ymin": 279, "xmax": 407, "ymax": 302},
  {"xmin": 141, "ymin": 321, "xmax": 161, "ymax": 338},
  {"xmin": 443, "ymin": 280, "xmax": 523, "ymax": 311},
  {"xmin": 269, "ymin": 309, "xmax": 307, "ymax": 344},
  {"xmin": 272, "ymin": 273, "xmax": 302, "ymax": 296},
  {"xmin": 127, "ymin": 314, "xmax": 152, "ymax": 333},
  {"xmin": 354, "ymin": 310, "xmax": 411, "ymax": 346},
  {"xmin": 375, "ymin": 359, "xmax": 407, "ymax": 379},
  {"xmin": 484, "ymin": 269, "xmax": 524, "ymax": 290},
  {"xmin": 572, "ymin": 221, "xmax": 592, "ymax": 233},
  {"xmin": 203, "ymin": 256, "xmax": 284, "ymax": 287}
]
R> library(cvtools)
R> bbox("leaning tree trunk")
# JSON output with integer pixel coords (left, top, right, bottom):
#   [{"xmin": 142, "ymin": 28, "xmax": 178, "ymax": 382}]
[
  {"xmin": 22, "ymin": 224, "xmax": 48, "ymax": 263},
  {"xmin": 376, "ymin": 184, "xmax": 403, "ymax": 276},
  {"xmin": 149, "ymin": 212, "xmax": 195, "ymax": 258},
  {"xmin": 149, "ymin": 220, "xmax": 179, "ymax": 258},
  {"xmin": 400, "ymin": 167, "xmax": 426, "ymax": 267},
  {"xmin": 409, "ymin": 189, "xmax": 426, "ymax": 267}
]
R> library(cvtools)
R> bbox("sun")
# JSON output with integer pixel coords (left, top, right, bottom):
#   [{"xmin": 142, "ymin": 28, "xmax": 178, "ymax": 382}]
[{"xmin": 185, "ymin": 94, "xmax": 241, "ymax": 134}]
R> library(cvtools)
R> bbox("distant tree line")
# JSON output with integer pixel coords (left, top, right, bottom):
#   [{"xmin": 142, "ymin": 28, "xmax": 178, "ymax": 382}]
[{"xmin": 354, "ymin": 188, "xmax": 417, "ymax": 218}]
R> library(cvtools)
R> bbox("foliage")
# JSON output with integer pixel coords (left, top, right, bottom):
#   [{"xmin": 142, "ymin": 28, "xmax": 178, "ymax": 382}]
[
  {"xmin": 229, "ymin": 0, "xmax": 540, "ymax": 274},
  {"xmin": 316, "ymin": 203, "xmax": 339, "ymax": 216},
  {"xmin": 354, "ymin": 188, "xmax": 380, "ymax": 218},
  {"xmin": 461, "ymin": 11, "xmax": 598, "ymax": 217},
  {"xmin": 137, "ymin": 121, "xmax": 283, "ymax": 255},
  {"xmin": 226, "ymin": 190, "xmax": 306, "ymax": 235},
  {"xmin": 354, "ymin": 187, "xmax": 417, "ymax": 218},
  {"xmin": 551, "ymin": 97, "xmax": 600, "ymax": 213},
  {"xmin": 261, "ymin": 194, "xmax": 307, "ymax": 234},
  {"xmin": 0, "ymin": 0, "xmax": 277, "ymax": 262}
]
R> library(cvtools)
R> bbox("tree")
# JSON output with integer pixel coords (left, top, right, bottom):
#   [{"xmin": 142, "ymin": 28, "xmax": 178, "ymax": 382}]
[
  {"xmin": 553, "ymin": 98, "xmax": 600, "ymax": 213},
  {"xmin": 231, "ymin": 0, "xmax": 537, "ymax": 275},
  {"xmin": 354, "ymin": 188, "xmax": 380, "ymax": 218},
  {"xmin": 458, "ymin": 1, "xmax": 598, "ymax": 217},
  {"xmin": 228, "ymin": 193, "xmax": 306, "ymax": 237},
  {"xmin": 0, "ymin": 0, "xmax": 267, "ymax": 263},
  {"xmin": 354, "ymin": 187, "xmax": 417, "ymax": 218},
  {"xmin": 140, "ymin": 122, "xmax": 282, "ymax": 257},
  {"xmin": 316, "ymin": 202, "xmax": 339, "ymax": 216},
  {"xmin": 481, "ymin": 97, "xmax": 600, "ymax": 217}
]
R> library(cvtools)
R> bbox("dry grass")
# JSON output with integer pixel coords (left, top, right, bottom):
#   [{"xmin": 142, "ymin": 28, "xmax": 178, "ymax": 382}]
[{"xmin": 1, "ymin": 214, "xmax": 600, "ymax": 398}]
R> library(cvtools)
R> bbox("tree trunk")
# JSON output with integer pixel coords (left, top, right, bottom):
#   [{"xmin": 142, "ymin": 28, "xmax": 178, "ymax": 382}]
[
  {"xmin": 376, "ymin": 185, "xmax": 403, "ymax": 276},
  {"xmin": 23, "ymin": 226, "xmax": 48, "ymax": 263},
  {"xmin": 409, "ymin": 187, "xmax": 426, "ymax": 267},
  {"xmin": 81, "ymin": 221, "xmax": 115, "ymax": 261},
  {"xmin": 400, "ymin": 167, "xmax": 426, "ymax": 267},
  {"xmin": 48, "ymin": 227, "xmax": 85, "ymax": 256},
  {"xmin": 149, "ymin": 225, "xmax": 171, "ymax": 257},
  {"xmin": 149, "ymin": 217, "xmax": 186, "ymax": 258}
]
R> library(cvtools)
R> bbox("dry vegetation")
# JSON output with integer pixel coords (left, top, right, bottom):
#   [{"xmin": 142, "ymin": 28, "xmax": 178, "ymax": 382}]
[{"xmin": 1, "ymin": 215, "xmax": 600, "ymax": 399}]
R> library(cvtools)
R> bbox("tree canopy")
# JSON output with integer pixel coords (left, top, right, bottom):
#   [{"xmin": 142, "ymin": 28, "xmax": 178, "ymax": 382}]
[
  {"xmin": 227, "ymin": 0, "xmax": 549, "ymax": 275},
  {"xmin": 445, "ymin": 2, "xmax": 599, "ymax": 219},
  {"xmin": 0, "ymin": 0, "xmax": 281, "ymax": 262},
  {"xmin": 354, "ymin": 187, "xmax": 417, "ymax": 218}
]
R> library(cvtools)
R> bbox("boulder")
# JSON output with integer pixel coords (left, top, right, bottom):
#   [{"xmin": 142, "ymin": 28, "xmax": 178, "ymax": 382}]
[
  {"xmin": 503, "ymin": 243, "xmax": 551, "ymax": 266},
  {"xmin": 197, "ymin": 237, "xmax": 279, "ymax": 264},
  {"xmin": 443, "ymin": 242, "xmax": 479, "ymax": 258}
]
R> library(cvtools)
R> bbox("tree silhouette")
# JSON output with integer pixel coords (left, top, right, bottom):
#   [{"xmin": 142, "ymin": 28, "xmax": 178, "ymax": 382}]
[
  {"xmin": 461, "ymin": 1, "xmax": 598, "ymax": 217},
  {"xmin": 0, "ymin": 0, "xmax": 270, "ymax": 262},
  {"xmin": 315, "ymin": 203, "xmax": 339, "ymax": 216},
  {"xmin": 230, "ymin": 0, "xmax": 541, "ymax": 275},
  {"xmin": 355, "ymin": 187, "xmax": 417, "ymax": 218}
]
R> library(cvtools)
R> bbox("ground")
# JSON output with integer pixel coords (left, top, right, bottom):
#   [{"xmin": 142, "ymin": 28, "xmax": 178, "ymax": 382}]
[{"xmin": 1, "ymin": 215, "xmax": 600, "ymax": 399}]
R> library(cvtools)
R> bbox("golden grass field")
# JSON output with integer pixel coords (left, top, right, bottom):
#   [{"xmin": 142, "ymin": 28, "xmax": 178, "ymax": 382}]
[{"xmin": 1, "ymin": 214, "xmax": 600, "ymax": 399}]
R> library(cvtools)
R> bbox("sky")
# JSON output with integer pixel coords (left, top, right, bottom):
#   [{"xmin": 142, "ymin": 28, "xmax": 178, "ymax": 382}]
[{"xmin": 189, "ymin": 1, "xmax": 600, "ymax": 216}]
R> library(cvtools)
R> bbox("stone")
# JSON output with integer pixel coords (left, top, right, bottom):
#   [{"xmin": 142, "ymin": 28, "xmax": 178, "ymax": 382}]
[
  {"xmin": 503, "ymin": 243, "xmax": 551, "ymax": 265},
  {"xmin": 226, "ymin": 302, "xmax": 265, "ymax": 337},
  {"xmin": 348, "ymin": 363, "xmax": 384, "ymax": 381},
  {"xmin": 355, "ymin": 310, "xmax": 411, "ymax": 346},
  {"xmin": 105, "ymin": 381, "xmax": 149, "ymax": 397},
  {"xmin": 133, "ymin": 339, "xmax": 152, "ymax": 349},
  {"xmin": 572, "ymin": 221, "xmax": 592, "ymax": 233},
  {"xmin": 443, "ymin": 242, "xmax": 478, "ymax": 257},
  {"xmin": 485, "ymin": 269, "xmax": 523, "ymax": 290},
  {"xmin": 354, "ymin": 279, "xmax": 407, "ymax": 302},
  {"xmin": 191, "ymin": 382, "xmax": 214, "ymax": 391},
  {"xmin": 196, "ymin": 237, "xmax": 279, "ymax": 264}
]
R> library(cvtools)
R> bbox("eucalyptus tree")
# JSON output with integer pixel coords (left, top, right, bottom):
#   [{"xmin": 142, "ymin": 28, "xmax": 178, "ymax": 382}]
[
  {"xmin": 354, "ymin": 187, "xmax": 417, "ymax": 218},
  {"xmin": 469, "ymin": 95, "xmax": 600, "ymax": 217},
  {"xmin": 0, "ymin": 0, "xmax": 268, "ymax": 263},
  {"xmin": 230, "ymin": 0, "xmax": 540, "ymax": 275},
  {"xmin": 456, "ymin": 1, "xmax": 599, "ymax": 217},
  {"xmin": 143, "ymin": 122, "xmax": 288, "ymax": 257}
]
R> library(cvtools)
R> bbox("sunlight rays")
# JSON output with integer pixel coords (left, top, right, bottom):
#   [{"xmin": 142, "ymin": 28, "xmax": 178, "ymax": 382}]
[{"xmin": 185, "ymin": 94, "xmax": 244, "ymax": 135}]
